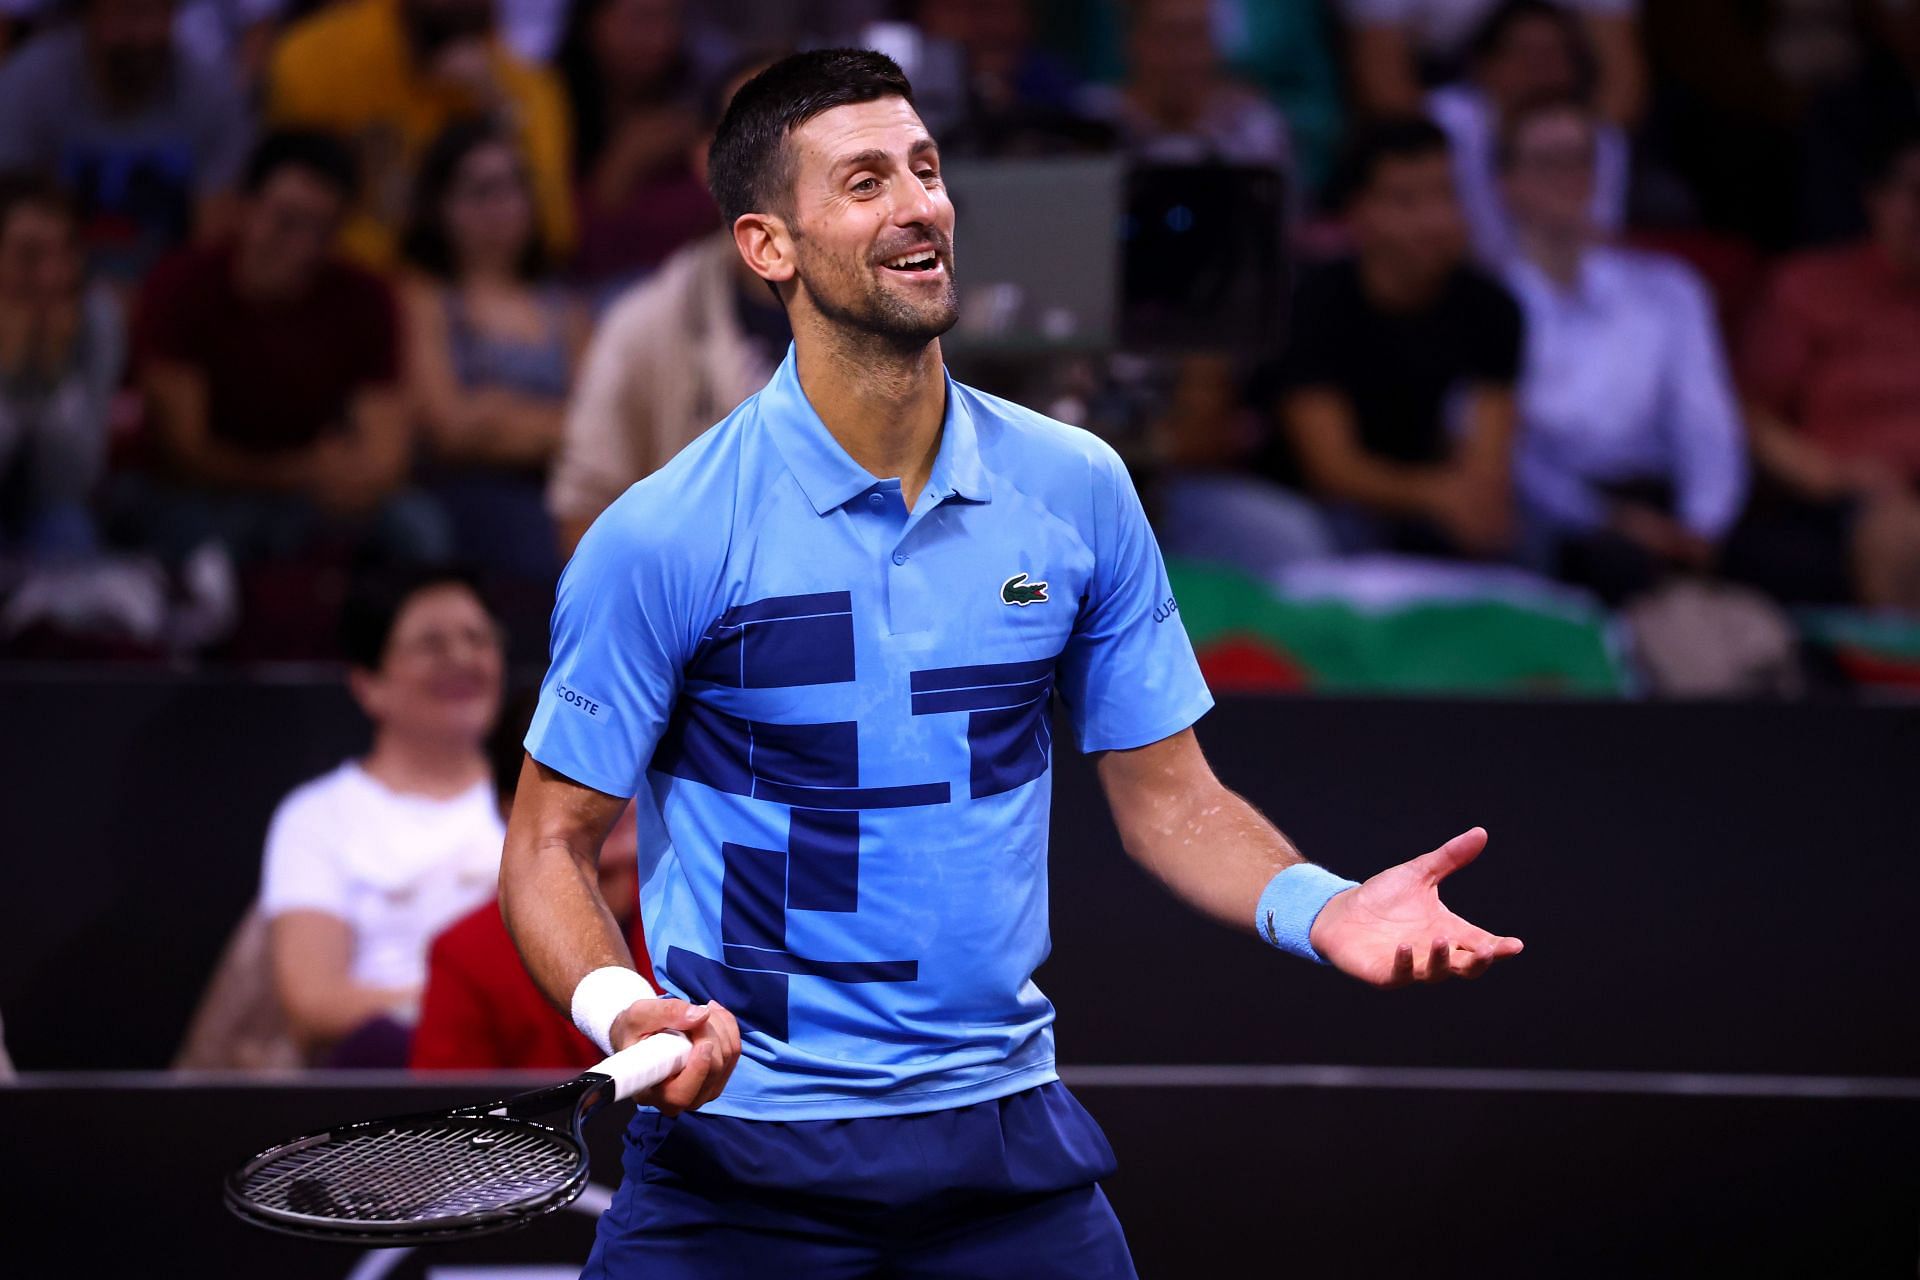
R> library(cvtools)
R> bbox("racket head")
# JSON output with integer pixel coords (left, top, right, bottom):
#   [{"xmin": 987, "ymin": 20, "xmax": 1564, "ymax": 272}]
[{"xmin": 224, "ymin": 1088, "xmax": 599, "ymax": 1244}]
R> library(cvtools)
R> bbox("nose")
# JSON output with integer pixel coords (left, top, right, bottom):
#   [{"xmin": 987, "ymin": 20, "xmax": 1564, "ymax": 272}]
[{"xmin": 891, "ymin": 171, "xmax": 940, "ymax": 228}]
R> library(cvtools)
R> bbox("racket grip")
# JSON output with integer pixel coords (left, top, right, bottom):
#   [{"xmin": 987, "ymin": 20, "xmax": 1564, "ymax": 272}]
[{"xmin": 592, "ymin": 1031, "xmax": 694, "ymax": 1102}]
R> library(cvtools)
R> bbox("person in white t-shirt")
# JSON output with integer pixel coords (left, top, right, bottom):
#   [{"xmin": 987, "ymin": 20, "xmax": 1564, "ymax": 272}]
[{"xmin": 260, "ymin": 567, "xmax": 507, "ymax": 1064}]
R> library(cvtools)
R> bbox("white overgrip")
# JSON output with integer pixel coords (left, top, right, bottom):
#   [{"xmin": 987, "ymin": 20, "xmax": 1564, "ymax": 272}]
[{"xmin": 591, "ymin": 1032, "xmax": 693, "ymax": 1102}]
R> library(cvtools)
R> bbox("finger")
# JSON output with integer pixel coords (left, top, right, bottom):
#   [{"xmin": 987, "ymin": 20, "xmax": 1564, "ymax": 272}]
[
  {"xmin": 689, "ymin": 1014, "xmax": 740, "ymax": 1108},
  {"xmin": 658, "ymin": 1042, "xmax": 714, "ymax": 1115},
  {"xmin": 1451, "ymin": 944, "xmax": 1495, "ymax": 980},
  {"xmin": 674, "ymin": 1001, "xmax": 713, "ymax": 1031},
  {"xmin": 1386, "ymin": 942, "xmax": 1414, "ymax": 988},
  {"xmin": 612, "ymin": 997, "xmax": 692, "ymax": 1048},
  {"xmin": 706, "ymin": 1002, "xmax": 741, "ymax": 1060},
  {"xmin": 1424, "ymin": 937, "xmax": 1452, "ymax": 982},
  {"xmin": 1409, "ymin": 828, "xmax": 1488, "ymax": 885}
]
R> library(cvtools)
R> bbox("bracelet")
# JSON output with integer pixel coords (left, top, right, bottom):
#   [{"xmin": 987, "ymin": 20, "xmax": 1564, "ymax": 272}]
[
  {"xmin": 570, "ymin": 966, "xmax": 658, "ymax": 1055},
  {"xmin": 1256, "ymin": 864, "xmax": 1360, "ymax": 964}
]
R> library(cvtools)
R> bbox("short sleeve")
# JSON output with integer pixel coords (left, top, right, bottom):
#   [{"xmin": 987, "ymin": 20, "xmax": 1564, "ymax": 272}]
[
  {"xmin": 1739, "ymin": 263, "xmax": 1817, "ymax": 421},
  {"xmin": 1056, "ymin": 445, "xmax": 1214, "ymax": 753},
  {"xmin": 258, "ymin": 786, "xmax": 350, "ymax": 919},
  {"xmin": 1463, "ymin": 274, "xmax": 1524, "ymax": 384},
  {"xmin": 131, "ymin": 253, "xmax": 203, "ymax": 366},
  {"xmin": 523, "ymin": 496, "xmax": 698, "ymax": 797},
  {"xmin": 350, "ymin": 275, "xmax": 402, "ymax": 388}
]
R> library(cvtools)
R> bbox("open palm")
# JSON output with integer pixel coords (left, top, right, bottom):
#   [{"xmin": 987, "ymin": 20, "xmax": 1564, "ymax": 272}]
[{"xmin": 1308, "ymin": 827, "xmax": 1524, "ymax": 987}]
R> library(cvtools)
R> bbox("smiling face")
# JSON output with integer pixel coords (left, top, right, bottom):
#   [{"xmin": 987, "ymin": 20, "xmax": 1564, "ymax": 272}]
[
  {"xmin": 1501, "ymin": 105, "xmax": 1598, "ymax": 239},
  {"xmin": 350, "ymin": 583, "xmax": 504, "ymax": 749},
  {"xmin": 757, "ymin": 97, "xmax": 960, "ymax": 347},
  {"xmin": 0, "ymin": 200, "xmax": 81, "ymax": 306}
]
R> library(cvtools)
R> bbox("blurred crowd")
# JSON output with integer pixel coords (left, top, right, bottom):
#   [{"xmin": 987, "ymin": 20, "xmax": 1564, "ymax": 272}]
[
  {"xmin": 0, "ymin": 0, "xmax": 1917, "ymax": 693},
  {"xmin": 0, "ymin": 0, "xmax": 1903, "ymax": 1074}
]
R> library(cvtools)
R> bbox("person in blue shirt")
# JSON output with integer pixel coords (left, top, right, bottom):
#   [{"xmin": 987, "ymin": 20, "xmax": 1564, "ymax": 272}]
[{"xmin": 500, "ymin": 48, "xmax": 1525, "ymax": 1280}]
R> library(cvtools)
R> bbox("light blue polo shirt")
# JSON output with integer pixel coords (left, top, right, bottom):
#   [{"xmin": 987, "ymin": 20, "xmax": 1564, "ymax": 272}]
[{"xmin": 526, "ymin": 345, "xmax": 1212, "ymax": 1119}]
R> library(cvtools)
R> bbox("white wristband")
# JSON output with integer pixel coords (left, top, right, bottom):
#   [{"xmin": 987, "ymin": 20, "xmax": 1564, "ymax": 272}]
[{"xmin": 570, "ymin": 966, "xmax": 658, "ymax": 1056}]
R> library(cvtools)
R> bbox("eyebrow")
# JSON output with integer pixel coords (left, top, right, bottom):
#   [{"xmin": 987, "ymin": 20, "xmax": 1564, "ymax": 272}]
[{"xmin": 833, "ymin": 137, "xmax": 940, "ymax": 176}]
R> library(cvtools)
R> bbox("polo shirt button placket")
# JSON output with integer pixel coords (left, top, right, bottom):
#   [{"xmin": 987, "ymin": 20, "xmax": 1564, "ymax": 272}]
[
  {"xmin": 892, "ymin": 551, "xmax": 908, "ymax": 566},
  {"xmin": 868, "ymin": 492, "xmax": 885, "ymax": 510}
]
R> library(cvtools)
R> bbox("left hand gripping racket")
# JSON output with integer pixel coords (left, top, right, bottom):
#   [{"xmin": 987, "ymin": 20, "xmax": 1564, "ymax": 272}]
[{"xmin": 225, "ymin": 1032, "xmax": 691, "ymax": 1244}]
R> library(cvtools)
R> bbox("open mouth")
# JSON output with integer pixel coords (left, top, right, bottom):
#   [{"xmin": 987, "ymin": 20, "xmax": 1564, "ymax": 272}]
[{"xmin": 880, "ymin": 249, "xmax": 942, "ymax": 274}]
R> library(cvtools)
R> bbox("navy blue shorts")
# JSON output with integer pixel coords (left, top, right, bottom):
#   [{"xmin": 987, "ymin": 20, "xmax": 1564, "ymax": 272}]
[{"xmin": 582, "ymin": 1081, "xmax": 1138, "ymax": 1279}]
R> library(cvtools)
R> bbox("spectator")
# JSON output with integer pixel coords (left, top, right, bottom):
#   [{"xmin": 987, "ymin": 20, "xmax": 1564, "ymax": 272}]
[
  {"xmin": 0, "ymin": 0, "xmax": 254, "ymax": 283},
  {"xmin": 412, "ymin": 799, "xmax": 651, "ymax": 1071},
  {"xmin": 1733, "ymin": 122, "xmax": 1920, "ymax": 609},
  {"xmin": 123, "ymin": 130, "xmax": 445, "ymax": 568},
  {"xmin": 265, "ymin": 0, "xmax": 574, "ymax": 270},
  {"xmin": 557, "ymin": 0, "xmax": 729, "ymax": 284},
  {"xmin": 174, "ymin": 0, "xmax": 287, "ymax": 94},
  {"xmin": 0, "ymin": 175, "xmax": 124, "ymax": 561},
  {"xmin": 1047, "ymin": 0, "xmax": 1342, "ymax": 187},
  {"xmin": 1496, "ymin": 97, "xmax": 1748, "ymax": 602},
  {"xmin": 1076, "ymin": 0, "xmax": 1291, "ymax": 167},
  {"xmin": 400, "ymin": 119, "xmax": 585, "ymax": 584},
  {"xmin": 1640, "ymin": 0, "xmax": 1919, "ymax": 250},
  {"xmin": 260, "ymin": 566, "xmax": 506, "ymax": 1066},
  {"xmin": 916, "ymin": 0, "xmax": 1107, "ymax": 158},
  {"xmin": 547, "ymin": 59, "xmax": 788, "ymax": 555},
  {"xmin": 1425, "ymin": 0, "xmax": 1630, "ymax": 262},
  {"xmin": 1344, "ymin": 0, "xmax": 1644, "ymax": 126},
  {"xmin": 1266, "ymin": 118, "xmax": 1521, "ymax": 560}
]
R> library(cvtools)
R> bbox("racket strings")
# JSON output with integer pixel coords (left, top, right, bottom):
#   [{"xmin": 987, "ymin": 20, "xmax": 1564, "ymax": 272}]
[{"xmin": 239, "ymin": 1124, "xmax": 578, "ymax": 1224}]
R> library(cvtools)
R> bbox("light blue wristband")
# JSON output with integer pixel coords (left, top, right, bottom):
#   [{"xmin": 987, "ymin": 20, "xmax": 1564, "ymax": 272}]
[{"xmin": 1256, "ymin": 864, "xmax": 1360, "ymax": 964}]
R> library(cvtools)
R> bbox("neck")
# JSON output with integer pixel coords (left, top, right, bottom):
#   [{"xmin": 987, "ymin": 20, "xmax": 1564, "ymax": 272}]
[
  {"xmin": 1517, "ymin": 224, "xmax": 1586, "ymax": 286},
  {"xmin": 231, "ymin": 245, "xmax": 301, "ymax": 303},
  {"xmin": 792, "ymin": 315, "xmax": 946, "ymax": 510},
  {"xmin": 1132, "ymin": 77, "xmax": 1202, "ymax": 130},
  {"xmin": 461, "ymin": 260, "xmax": 521, "ymax": 289},
  {"xmin": 360, "ymin": 731, "xmax": 489, "ymax": 800},
  {"xmin": 1358, "ymin": 252, "xmax": 1446, "ymax": 312}
]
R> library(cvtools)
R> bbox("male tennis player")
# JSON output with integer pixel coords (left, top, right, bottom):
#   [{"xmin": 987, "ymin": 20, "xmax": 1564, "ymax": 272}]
[{"xmin": 501, "ymin": 49, "xmax": 1524, "ymax": 1278}]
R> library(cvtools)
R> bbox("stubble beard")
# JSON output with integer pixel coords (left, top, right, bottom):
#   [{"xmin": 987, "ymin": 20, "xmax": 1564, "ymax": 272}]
[{"xmin": 793, "ymin": 236, "xmax": 960, "ymax": 353}]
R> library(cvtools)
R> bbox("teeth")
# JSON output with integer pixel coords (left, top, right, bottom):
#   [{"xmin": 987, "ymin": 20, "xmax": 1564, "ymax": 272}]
[{"xmin": 884, "ymin": 251, "xmax": 936, "ymax": 269}]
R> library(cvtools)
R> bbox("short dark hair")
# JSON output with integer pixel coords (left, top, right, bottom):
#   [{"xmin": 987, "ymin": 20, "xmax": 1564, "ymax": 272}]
[
  {"xmin": 1466, "ymin": 0, "xmax": 1596, "ymax": 95},
  {"xmin": 401, "ymin": 118, "xmax": 548, "ymax": 281},
  {"xmin": 706, "ymin": 48, "xmax": 916, "ymax": 228},
  {"xmin": 339, "ymin": 565, "xmax": 492, "ymax": 672},
  {"xmin": 1326, "ymin": 117, "xmax": 1451, "ymax": 212},
  {"xmin": 242, "ymin": 129, "xmax": 360, "ymax": 203},
  {"xmin": 0, "ymin": 171, "xmax": 76, "ymax": 234}
]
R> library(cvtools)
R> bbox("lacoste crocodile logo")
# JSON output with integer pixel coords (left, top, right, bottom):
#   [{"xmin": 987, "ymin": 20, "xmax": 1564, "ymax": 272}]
[{"xmin": 1001, "ymin": 572, "xmax": 1049, "ymax": 606}]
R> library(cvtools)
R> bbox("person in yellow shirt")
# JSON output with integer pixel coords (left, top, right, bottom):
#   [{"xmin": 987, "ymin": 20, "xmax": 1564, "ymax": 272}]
[{"xmin": 266, "ymin": 0, "xmax": 574, "ymax": 269}]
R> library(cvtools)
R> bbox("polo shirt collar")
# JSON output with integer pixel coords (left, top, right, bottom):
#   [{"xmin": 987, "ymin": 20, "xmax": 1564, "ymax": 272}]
[{"xmin": 762, "ymin": 344, "xmax": 993, "ymax": 516}]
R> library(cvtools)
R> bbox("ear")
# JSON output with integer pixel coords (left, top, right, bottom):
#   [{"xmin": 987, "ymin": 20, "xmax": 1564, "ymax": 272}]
[
  {"xmin": 732, "ymin": 211, "xmax": 796, "ymax": 288},
  {"xmin": 346, "ymin": 666, "xmax": 384, "ymax": 722}
]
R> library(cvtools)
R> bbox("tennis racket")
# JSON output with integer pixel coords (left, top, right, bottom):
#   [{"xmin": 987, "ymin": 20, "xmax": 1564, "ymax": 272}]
[{"xmin": 224, "ymin": 1031, "xmax": 691, "ymax": 1244}]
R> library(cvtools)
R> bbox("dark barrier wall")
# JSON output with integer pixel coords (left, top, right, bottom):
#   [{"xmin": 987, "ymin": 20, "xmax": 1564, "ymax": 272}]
[
  {"xmin": 1, "ymin": 671, "xmax": 1915, "ymax": 1075},
  {"xmin": 3, "ymin": 1076, "xmax": 1917, "ymax": 1276}
]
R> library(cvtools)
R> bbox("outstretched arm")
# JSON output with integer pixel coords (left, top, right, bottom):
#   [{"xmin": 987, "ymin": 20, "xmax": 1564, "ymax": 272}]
[{"xmin": 1096, "ymin": 729, "xmax": 1523, "ymax": 986}]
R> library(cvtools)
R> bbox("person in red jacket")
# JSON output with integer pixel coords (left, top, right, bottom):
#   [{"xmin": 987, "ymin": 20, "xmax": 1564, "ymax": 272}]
[{"xmin": 412, "ymin": 800, "xmax": 651, "ymax": 1070}]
